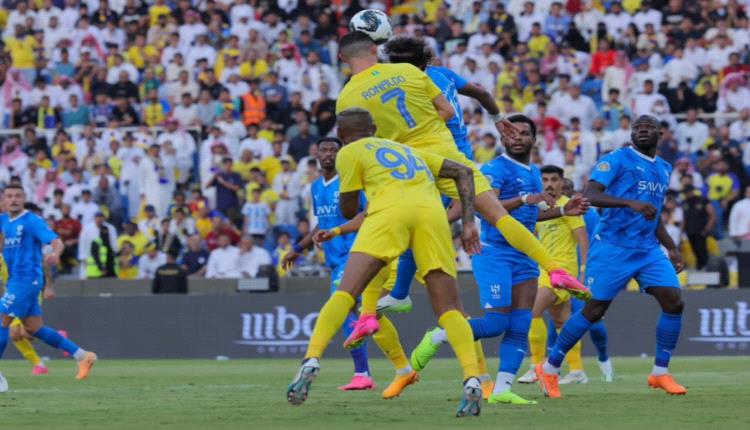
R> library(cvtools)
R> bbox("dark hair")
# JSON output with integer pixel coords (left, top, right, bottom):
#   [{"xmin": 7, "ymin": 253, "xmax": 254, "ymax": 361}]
[
  {"xmin": 339, "ymin": 31, "xmax": 376, "ymax": 57},
  {"xmin": 384, "ymin": 37, "xmax": 434, "ymax": 69},
  {"xmin": 3, "ymin": 183, "xmax": 24, "ymax": 192},
  {"xmin": 505, "ymin": 114, "xmax": 537, "ymax": 138},
  {"xmin": 540, "ymin": 165, "xmax": 564, "ymax": 177},
  {"xmin": 317, "ymin": 137, "xmax": 342, "ymax": 148}
]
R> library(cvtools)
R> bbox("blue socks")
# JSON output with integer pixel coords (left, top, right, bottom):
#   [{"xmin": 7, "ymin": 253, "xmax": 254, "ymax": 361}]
[
  {"xmin": 33, "ymin": 326, "xmax": 81, "ymax": 357},
  {"xmin": 0, "ymin": 325, "xmax": 8, "ymax": 357},
  {"xmin": 498, "ymin": 309, "xmax": 531, "ymax": 374},
  {"xmin": 342, "ymin": 312, "xmax": 369, "ymax": 374},
  {"xmin": 655, "ymin": 312, "xmax": 682, "ymax": 368},
  {"xmin": 389, "ymin": 250, "xmax": 416, "ymax": 300},
  {"xmin": 546, "ymin": 318, "xmax": 558, "ymax": 355},
  {"xmin": 469, "ymin": 311, "xmax": 510, "ymax": 340},
  {"xmin": 548, "ymin": 311, "xmax": 591, "ymax": 368},
  {"xmin": 589, "ymin": 321, "xmax": 610, "ymax": 362}
]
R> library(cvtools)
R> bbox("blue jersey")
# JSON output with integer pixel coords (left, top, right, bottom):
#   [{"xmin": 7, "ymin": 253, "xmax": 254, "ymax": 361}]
[
  {"xmin": 590, "ymin": 147, "xmax": 672, "ymax": 249},
  {"xmin": 426, "ymin": 66, "xmax": 470, "ymax": 155},
  {"xmin": 311, "ymin": 176, "xmax": 364, "ymax": 268},
  {"xmin": 480, "ymin": 155, "xmax": 541, "ymax": 248},
  {"xmin": 1, "ymin": 211, "xmax": 58, "ymax": 283}
]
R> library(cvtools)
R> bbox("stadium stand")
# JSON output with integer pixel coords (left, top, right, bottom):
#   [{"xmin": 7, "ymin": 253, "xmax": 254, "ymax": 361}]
[{"xmin": 1, "ymin": 0, "xmax": 749, "ymax": 286}]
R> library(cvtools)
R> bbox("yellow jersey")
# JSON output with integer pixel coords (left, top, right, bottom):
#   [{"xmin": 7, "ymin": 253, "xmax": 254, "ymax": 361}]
[
  {"xmin": 337, "ymin": 136, "xmax": 445, "ymax": 214},
  {"xmin": 4, "ymin": 36, "xmax": 36, "ymax": 69},
  {"xmin": 536, "ymin": 196, "xmax": 585, "ymax": 273},
  {"xmin": 336, "ymin": 63, "xmax": 454, "ymax": 150}
]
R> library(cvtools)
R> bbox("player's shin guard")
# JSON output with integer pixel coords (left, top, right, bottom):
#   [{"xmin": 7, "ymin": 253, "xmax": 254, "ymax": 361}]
[
  {"xmin": 342, "ymin": 312, "xmax": 369, "ymax": 375},
  {"xmin": 439, "ymin": 310, "xmax": 479, "ymax": 380},
  {"xmin": 495, "ymin": 216, "xmax": 559, "ymax": 272},
  {"xmin": 547, "ymin": 312, "xmax": 591, "ymax": 369},
  {"xmin": 589, "ymin": 321, "xmax": 610, "ymax": 362},
  {"xmin": 654, "ymin": 312, "xmax": 682, "ymax": 370},
  {"xmin": 390, "ymin": 250, "xmax": 416, "ymax": 300},
  {"xmin": 360, "ymin": 267, "xmax": 389, "ymax": 316},
  {"xmin": 529, "ymin": 317, "xmax": 547, "ymax": 365},
  {"xmin": 373, "ymin": 315, "xmax": 409, "ymax": 370},
  {"xmin": 499, "ymin": 310, "xmax": 531, "ymax": 375},
  {"xmin": 14, "ymin": 338, "xmax": 42, "ymax": 366},
  {"xmin": 468, "ymin": 311, "xmax": 509, "ymax": 340},
  {"xmin": 33, "ymin": 326, "xmax": 81, "ymax": 357},
  {"xmin": 305, "ymin": 291, "xmax": 354, "ymax": 359},
  {"xmin": 0, "ymin": 326, "xmax": 8, "ymax": 357}
]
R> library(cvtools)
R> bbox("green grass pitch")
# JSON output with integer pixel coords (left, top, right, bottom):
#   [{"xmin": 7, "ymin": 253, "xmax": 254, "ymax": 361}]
[{"xmin": 0, "ymin": 357, "xmax": 748, "ymax": 430}]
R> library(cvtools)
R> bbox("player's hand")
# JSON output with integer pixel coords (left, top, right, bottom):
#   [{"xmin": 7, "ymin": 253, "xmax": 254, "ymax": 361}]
[
  {"xmin": 669, "ymin": 248, "xmax": 685, "ymax": 273},
  {"xmin": 563, "ymin": 195, "xmax": 590, "ymax": 216},
  {"xmin": 44, "ymin": 253, "xmax": 60, "ymax": 266},
  {"xmin": 313, "ymin": 229, "xmax": 336, "ymax": 245},
  {"xmin": 525, "ymin": 193, "xmax": 556, "ymax": 209},
  {"xmin": 628, "ymin": 201, "xmax": 657, "ymax": 220},
  {"xmin": 280, "ymin": 251, "xmax": 299, "ymax": 270},
  {"xmin": 43, "ymin": 286, "xmax": 56, "ymax": 300},
  {"xmin": 496, "ymin": 119, "xmax": 521, "ymax": 141},
  {"xmin": 461, "ymin": 221, "xmax": 481, "ymax": 255}
]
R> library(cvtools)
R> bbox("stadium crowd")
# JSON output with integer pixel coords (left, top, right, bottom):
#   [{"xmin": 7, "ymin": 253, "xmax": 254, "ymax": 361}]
[{"xmin": 1, "ymin": 0, "xmax": 750, "ymax": 281}]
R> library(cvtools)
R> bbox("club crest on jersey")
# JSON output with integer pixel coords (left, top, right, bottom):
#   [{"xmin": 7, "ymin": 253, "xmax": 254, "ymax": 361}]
[{"xmin": 597, "ymin": 162, "xmax": 610, "ymax": 172}]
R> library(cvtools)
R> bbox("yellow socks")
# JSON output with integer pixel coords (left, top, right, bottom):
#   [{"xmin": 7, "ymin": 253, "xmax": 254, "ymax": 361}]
[
  {"xmin": 373, "ymin": 315, "xmax": 409, "ymax": 370},
  {"xmin": 304, "ymin": 291, "xmax": 354, "ymax": 359},
  {"xmin": 495, "ymin": 216, "xmax": 559, "ymax": 272},
  {"xmin": 360, "ymin": 265, "xmax": 390, "ymax": 316},
  {"xmin": 528, "ymin": 317, "xmax": 547, "ymax": 365},
  {"xmin": 475, "ymin": 340, "xmax": 489, "ymax": 375},
  {"xmin": 14, "ymin": 338, "xmax": 42, "ymax": 366},
  {"xmin": 439, "ymin": 310, "xmax": 479, "ymax": 380},
  {"xmin": 566, "ymin": 340, "xmax": 584, "ymax": 372}
]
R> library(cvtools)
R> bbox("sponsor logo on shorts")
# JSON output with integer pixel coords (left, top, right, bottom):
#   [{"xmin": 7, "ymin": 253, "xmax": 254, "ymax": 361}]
[
  {"xmin": 689, "ymin": 301, "xmax": 750, "ymax": 351},
  {"xmin": 235, "ymin": 306, "xmax": 318, "ymax": 354}
]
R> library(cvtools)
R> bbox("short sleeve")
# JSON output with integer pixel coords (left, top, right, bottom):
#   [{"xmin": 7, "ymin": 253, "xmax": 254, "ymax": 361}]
[
  {"xmin": 336, "ymin": 146, "xmax": 363, "ymax": 193},
  {"xmin": 589, "ymin": 151, "xmax": 623, "ymax": 188},
  {"xmin": 417, "ymin": 149, "xmax": 446, "ymax": 177},
  {"xmin": 29, "ymin": 214, "xmax": 58, "ymax": 245},
  {"xmin": 480, "ymin": 161, "xmax": 505, "ymax": 190},
  {"xmin": 442, "ymin": 67, "xmax": 469, "ymax": 91},
  {"xmin": 564, "ymin": 214, "xmax": 586, "ymax": 231}
]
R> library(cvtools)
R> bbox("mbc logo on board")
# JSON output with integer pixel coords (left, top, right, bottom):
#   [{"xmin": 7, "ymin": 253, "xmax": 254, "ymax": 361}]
[
  {"xmin": 235, "ymin": 306, "xmax": 319, "ymax": 354},
  {"xmin": 689, "ymin": 301, "xmax": 750, "ymax": 351}
]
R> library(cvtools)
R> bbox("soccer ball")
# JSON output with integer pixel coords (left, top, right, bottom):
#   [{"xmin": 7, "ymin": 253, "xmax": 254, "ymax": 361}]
[{"xmin": 349, "ymin": 9, "xmax": 392, "ymax": 44}]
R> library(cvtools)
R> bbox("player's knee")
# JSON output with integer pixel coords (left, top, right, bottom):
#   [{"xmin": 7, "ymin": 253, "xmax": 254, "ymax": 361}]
[
  {"xmin": 583, "ymin": 304, "xmax": 607, "ymax": 323},
  {"xmin": 663, "ymin": 299, "xmax": 684, "ymax": 315}
]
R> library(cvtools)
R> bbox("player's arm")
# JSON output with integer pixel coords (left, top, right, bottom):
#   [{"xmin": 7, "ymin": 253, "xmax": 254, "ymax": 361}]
[
  {"xmin": 44, "ymin": 238, "xmax": 64, "ymax": 266},
  {"xmin": 572, "ymin": 226, "xmax": 588, "ymax": 273},
  {"xmin": 704, "ymin": 200, "xmax": 717, "ymax": 236},
  {"xmin": 282, "ymin": 225, "xmax": 320, "ymax": 270},
  {"xmin": 432, "ymin": 94, "xmax": 454, "ymax": 121},
  {"xmin": 313, "ymin": 211, "xmax": 367, "ymax": 245},
  {"xmin": 656, "ymin": 218, "xmax": 684, "ymax": 273},
  {"xmin": 537, "ymin": 196, "xmax": 590, "ymax": 221},
  {"xmin": 458, "ymin": 83, "xmax": 500, "ymax": 116},
  {"xmin": 584, "ymin": 180, "xmax": 657, "ymax": 220},
  {"xmin": 501, "ymin": 191, "xmax": 556, "ymax": 213},
  {"xmin": 435, "ymin": 158, "xmax": 480, "ymax": 254}
]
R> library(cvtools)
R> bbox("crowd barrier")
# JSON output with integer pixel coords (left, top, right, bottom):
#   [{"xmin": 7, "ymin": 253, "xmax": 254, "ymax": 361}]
[{"xmin": 5, "ymin": 278, "xmax": 748, "ymax": 360}]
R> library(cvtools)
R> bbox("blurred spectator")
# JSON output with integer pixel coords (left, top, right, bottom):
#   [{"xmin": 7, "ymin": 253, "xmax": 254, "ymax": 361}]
[
  {"xmin": 117, "ymin": 241, "xmax": 139, "ymax": 280},
  {"xmin": 237, "ymin": 235, "xmax": 272, "ymax": 278},
  {"xmin": 206, "ymin": 233, "xmax": 240, "ymax": 278},
  {"xmin": 54, "ymin": 204, "xmax": 81, "ymax": 273},
  {"xmin": 680, "ymin": 176, "xmax": 716, "ymax": 269},
  {"xmin": 118, "ymin": 221, "xmax": 148, "ymax": 256},
  {"xmin": 181, "ymin": 234, "xmax": 210, "ymax": 277},
  {"xmin": 79, "ymin": 212, "xmax": 118, "ymax": 279},
  {"xmin": 729, "ymin": 185, "xmax": 750, "ymax": 240},
  {"xmin": 138, "ymin": 243, "xmax": 167, "ymax": 279},
  {"xmin": 152, "ymin": 253, "xmax": 188, "ymax": 294},
  {"xmin": 706, "ymin": 159, "xmax": 741, "ymax": 238},
  {"xmin": 242, "ymin": 188, "xmax": 271, "ymax": 240},
  {"xmin": 676, "ymin": 109, "xmax": 710, "ymax": 154}
]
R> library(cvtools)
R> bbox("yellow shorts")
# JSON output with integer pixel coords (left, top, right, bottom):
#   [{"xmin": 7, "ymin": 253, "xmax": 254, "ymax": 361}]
[
  {"xmin": 377, "ymin": 259, "xmax": 399, "ymax": 292},
  {"xmin": 538, "ymin": 269, "xmax": 575, "ymax": 306},
  {"xmin": 350, "ymin": 204, "xmax": 456, "ymax": 282},
  {"xmin": 413, "ymin": 140, "xmax": 492, "ymax": 199}
]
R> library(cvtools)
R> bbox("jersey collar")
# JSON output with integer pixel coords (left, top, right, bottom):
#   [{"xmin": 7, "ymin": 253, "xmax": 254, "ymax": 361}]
[
  {"xmin": 502, "ymin": 153, "xmax": 531, "ymax": 170},
  {"xmin": 629, "ymin": 146, "xmax": 656, "ymax": 163},
  {"xmin": 7, "ymin": 210, "xmax": 27, "ymax": 223},
  {"xmin": 322, "ymin": 174, "xmax": 339, "ymax": 187}
]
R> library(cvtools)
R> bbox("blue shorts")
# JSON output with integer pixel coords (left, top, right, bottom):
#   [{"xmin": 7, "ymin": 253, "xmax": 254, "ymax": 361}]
[
  {"xmin": 1, "ymin": 278, "xmax": 43, "ymax": 319},
  {"xmin": 472, "ymin": 245, "xmax": 539, "ymax": 309},
  {"xmin": 585, "ymin": 239, "xmax": 680, "ymax": 301}
]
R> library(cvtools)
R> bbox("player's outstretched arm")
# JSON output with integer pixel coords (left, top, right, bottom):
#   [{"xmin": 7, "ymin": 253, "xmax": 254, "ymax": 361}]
[
  {"xmin": 459, "ymin": 83, "xmax": 501, "ymax": 119},
  {"xmin": 585, "ymin": 180, "xmax": 656, "ymax": 220},
  {"xmin": 656, "ymin": 219, "xmax": 684, "ymax": 273},
  {"xmin": 537, "ymin": 195, "xmax": 590, "ymax": 221},
  {"xmin": 44, "ymin": 238, "xmax": 64, "ymax": 266},
  {"xmin": 312, "ymin": 212, "xmax": 367, "ymax": 245},
  {"xmin": 437, "ymin": 160, "xmax": 480, "ymax": 254},
  {"xmin": 282, "ymin": 225, "xmax": 320, "ymax": 270}
]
